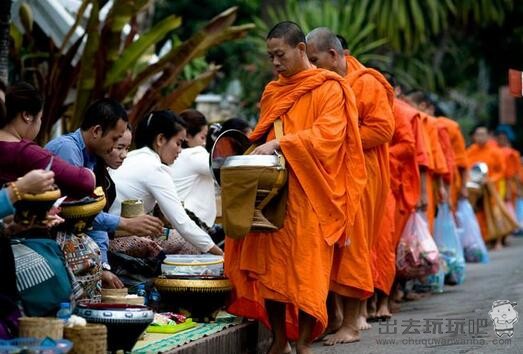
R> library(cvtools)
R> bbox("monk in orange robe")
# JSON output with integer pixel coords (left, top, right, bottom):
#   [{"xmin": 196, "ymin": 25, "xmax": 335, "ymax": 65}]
[
  {"xmin": 379, "ymin": 96, "xmax": 432, "ymax": 306},
  {"xmin": 405, "ymin": 92, "xmax": 449, "ymax": 231},
  {"xmin": 224, "ymin": 22, "xmax": 366, "ymax": 354},
  {"xmin": 306, "ymin": 28, "xmax": 394, "ymax": 344},
  {"xmin": 466, "ymin": 125, "xmax": 512, "ymax": 249},
  {"xmin": 437, "ymin": 117, "xmax": 468, "ymax": 209},
  {"xmin": 372, "ymin": 97, "xmax": 418, "ymax": 318},
  {"xmin": 494, "ymin": 127, "xmax": 521, "ymax": 203}
]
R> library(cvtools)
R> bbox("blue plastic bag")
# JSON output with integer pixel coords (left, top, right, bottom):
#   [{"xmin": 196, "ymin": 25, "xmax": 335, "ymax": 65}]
[
  {"xmin": 455, "ymin": 199, "xmax": 489, "ymax": 263},
  {"xmin": 515, "ymin": 198, "xmax": 523, "ymax": 236},
  {"xmin": 432, "ymin": 203, "xmax": 465, "ymax": 285}
]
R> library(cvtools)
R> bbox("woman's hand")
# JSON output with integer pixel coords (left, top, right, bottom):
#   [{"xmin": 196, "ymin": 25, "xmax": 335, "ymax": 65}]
[
  {"xmin": 15, "ymin": 170, "xmax": 55, "ymax": 195},
  {"xmin": 208, "ymin": 244, "xmax": 224, "ymax": 256},
  {"xmin": 102, "ymin": 271, "xmax": 124, "ymax": 289},
  {"xmin": 44, "ymin": 214, "xmax": 65, "ymax": 228}
]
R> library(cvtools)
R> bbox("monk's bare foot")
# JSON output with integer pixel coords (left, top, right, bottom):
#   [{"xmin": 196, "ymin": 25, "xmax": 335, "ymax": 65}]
[
  {"xmin": 493, "ymin": 240, "xmax": 503, "ymax": 251},
  {"xmin": 323, "ymin": 326, "xmax": 360, "ymax": 346},
  {"xmin": 320, "ymin": 318, "xmax": 342, "ymax": 340},
  {"xmin": 322, "ymin": 306, "xmax": 343, "ymax": 337},
  {"xmin": 296, "ymin": 343, "xmax": 314, "ymax": 354},
  {"xmin": 268, "ymin": 340, "xmax": 291, "ymax": 354},
  {"xmin": 367, "ymin": 295, "xmax": 377, "ymax": 320},
  {"xmin": 392, "ymin": 287, "xmax": 404, "ymax": 302},
  {"xmin": 376, "ymin": 300, "xmax": 392, "ymax": 320},
  {"xmin": 389, "ymin": 300, "xmax": 401, "ymax": 313},
  {"xmin": 404, "ymin": 291, "xmax": 427, "ymax": 301},
  {"xmin": 357, "ymin": 315, "xmax": 372, "ymax": 330}
]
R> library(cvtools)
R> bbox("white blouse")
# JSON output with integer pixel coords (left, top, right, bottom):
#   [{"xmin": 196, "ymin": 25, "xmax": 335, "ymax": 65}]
[
  {"xmin": 109, "ymin": 147, "xmax": 215, "ymax": 253},
  {"xmin": 170, "ymin": 146, "xmax": 216, "ymax": 227}
]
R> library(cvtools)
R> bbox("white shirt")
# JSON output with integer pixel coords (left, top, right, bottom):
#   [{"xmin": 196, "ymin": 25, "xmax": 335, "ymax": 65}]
[
  {"xmin": 170, "ymin": 146, "xmax": 216, "ymax": 227},
  {"xmin": 109, "ymin": 147, "xmax": 215, "ymax": 253}
]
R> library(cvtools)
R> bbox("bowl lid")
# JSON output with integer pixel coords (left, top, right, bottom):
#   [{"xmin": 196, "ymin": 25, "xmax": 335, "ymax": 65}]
[
  {"xmin": 222, "ymin": 155, "xmax": 280, "ymax": 168},
  {"xmin": 60, "ymin": 187, "xmax": 106, "ymax": 217},
  {"xmin": 210, "ymin": 129, "xmax": 251, "ymax": 185},
  {"xmin": 21, "ymin": 187, "xmax": 61, "ymax": 202}
]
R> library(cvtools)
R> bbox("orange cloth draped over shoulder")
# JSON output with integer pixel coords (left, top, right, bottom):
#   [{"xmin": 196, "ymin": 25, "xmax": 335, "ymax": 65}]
[
  {"xmin": 224, "ymin": 68, "xmax": 366, "ymax": 341},
  {"xmin": 375, "ymin": 99, "xmax": 417, "ymax": 294},
  {"xmin": 437, "ymin": 117, "xmax": 467, "ymax": 209},
  {"xmin": 330, "ymin": 56, "xmax": 394, "ymax": 297},
  {"xmin": 420, "ymin": 114, "xmax": 449, "ymax": 231}
]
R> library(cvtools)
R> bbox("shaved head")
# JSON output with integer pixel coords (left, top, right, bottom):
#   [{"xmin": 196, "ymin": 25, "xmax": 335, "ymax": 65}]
[
  {"xmin": 306, "ymin": 27, "xmax": 344, "ymax": 56},
  {"xmin": 305, "ymin": 27, "xmax": 347, "ymax": 76},
  {"xmin": 267, "ymin": 21, "xmax": 305, "ymax": 47},
  {"xmin": 266, "ymin": 21, "xmax": 310, "ymax": 77}
]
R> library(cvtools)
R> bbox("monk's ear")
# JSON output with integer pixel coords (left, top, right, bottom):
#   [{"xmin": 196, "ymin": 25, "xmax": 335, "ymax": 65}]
[
  {"xmin": 297, "ymin": 42, "xmax": 306, "ymax": 53},
  {"xmin": 328, "ymin": 48, "xmax": 338, "ymax": 59}
]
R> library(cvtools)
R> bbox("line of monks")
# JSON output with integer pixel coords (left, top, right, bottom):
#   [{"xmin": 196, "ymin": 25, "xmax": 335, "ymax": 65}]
[{"xmin": 223, "ymin": 22, "xmax": 521, "ymax": 354}]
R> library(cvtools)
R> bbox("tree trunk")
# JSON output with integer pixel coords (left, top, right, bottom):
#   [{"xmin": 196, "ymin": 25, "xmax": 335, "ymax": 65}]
[{"xmin": 0, "ymin": 0, "xmax": 12, "ymax": 84}]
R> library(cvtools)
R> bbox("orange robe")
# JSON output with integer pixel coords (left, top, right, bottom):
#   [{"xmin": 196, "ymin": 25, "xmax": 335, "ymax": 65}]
[
  {"xmin": 437, "ymin": 117, "xmax": 467, "ymax": 209},
  {"xmin": 330, "ymin": 56, "xmax": 394, "ymax": 297},
  {"xmin": 392, "ymin": 99, "xmax": 429, "ymax": 235},
  {"xmin": 467, "ymin": 143, "xmax": 506, "ymax": 184},
  {"xmin": 500, "ymin": 146, "xmax": 521, "ymax": 202},
  {"xmin": 420, "ymin": 114, "xmax": 449, "ymax": 231},
  {"xmin": 466, "ymin": 143, "xmax": 506, "ymax": 240},
  {"xmin": 375, "ymin": 99, "xmax": 417, "ymax": 294},
  {"xmin": 224, "ymin": 68, "xmax": 366, "ymax": 340}
]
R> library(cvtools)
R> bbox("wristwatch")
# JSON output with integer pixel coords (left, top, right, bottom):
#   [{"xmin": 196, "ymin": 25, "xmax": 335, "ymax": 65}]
[{"xmin": 102, "ymin": 262, "xmax": 111, "ymax": 271}]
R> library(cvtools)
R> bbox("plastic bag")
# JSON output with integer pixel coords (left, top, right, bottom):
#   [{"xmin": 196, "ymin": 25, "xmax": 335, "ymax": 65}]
[
  {"xmin": 455, "ymin": 199, "xmax": 489, "ymax": 263},
  {"xmin": 396, "ymin": 211, "xmax": 440, "ymax": 279},
  {"xmin": 514, "ymin": 198, "xmax": 523, "ymax": 236},
  {"xmin": 432, "ymin": 203, "xmax": 466, "ymax": 285}
]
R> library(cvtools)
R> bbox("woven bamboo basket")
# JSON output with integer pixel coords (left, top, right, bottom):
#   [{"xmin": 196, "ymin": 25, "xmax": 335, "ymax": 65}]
[
  {"xmin": 18, "ymin": 317, "xmax": 64, "ymax": 339},
  {"xmin": 64, "ymin": 324, "xmax": 107, "ymax": 354}
]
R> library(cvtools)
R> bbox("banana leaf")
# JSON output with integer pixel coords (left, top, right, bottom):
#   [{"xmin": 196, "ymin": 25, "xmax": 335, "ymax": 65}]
[
  {"xmin": 127, "ymin": 7, "xmax": 253, "ymax": 123},
  {"xmin": 39, "ymin": 34, "xmax": 84, "ymax": 143},
  {"xmin": 101, "ymin": 0, "xmax": 150, "ymax": 72},
  {"xmin": 71, "ymin": 0, "xmax": 101, "ymax": 129},
  {"xmin": 59, "ymin": 0, "xmax": 90, "ymax": 53},
  {"xmin": 126, "ymin": 7, "xmax": 251, "ymax": 95},
  {"xmin": 158, "ymin": 64, "xmax": 221, "ymax": 113},
  {"xmin": 104, "ymin": 14, "xmax": 182, "ymax": 87}
]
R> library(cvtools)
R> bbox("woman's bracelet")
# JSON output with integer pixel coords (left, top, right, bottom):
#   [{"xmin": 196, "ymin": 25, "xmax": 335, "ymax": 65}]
[{"xmin": 8, "ymin": 182, "xmax": 22, "ymax": 203}]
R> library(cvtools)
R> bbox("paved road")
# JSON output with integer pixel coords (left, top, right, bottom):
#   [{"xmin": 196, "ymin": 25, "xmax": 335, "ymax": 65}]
[{"xmin": 312, "ymin": 236, "xmax": 523, "ymax": 354}]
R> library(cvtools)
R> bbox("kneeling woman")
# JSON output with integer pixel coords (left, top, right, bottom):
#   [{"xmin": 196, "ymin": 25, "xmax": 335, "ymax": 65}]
[{"xmin": 109, "ymin": 110, "xmax": 222, "ymax": 256}]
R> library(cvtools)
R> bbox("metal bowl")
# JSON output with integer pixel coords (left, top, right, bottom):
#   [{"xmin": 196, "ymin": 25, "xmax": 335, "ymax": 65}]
[
  {"xmin": 469, "ymin": 162, "xmax": 489, "ymax": 184},
  {"xmin": 75, "ymin": 303, "xmax": 153, "ymax": 352},
  {"xmin": 222, "ymin": 155, "xmax": 280, "ymax": 168}
]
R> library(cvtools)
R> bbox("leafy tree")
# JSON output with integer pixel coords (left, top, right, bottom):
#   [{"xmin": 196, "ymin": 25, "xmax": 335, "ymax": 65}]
[{"xmin": 9, "ymin": 1, "xmax": 253, "ymax": 141}]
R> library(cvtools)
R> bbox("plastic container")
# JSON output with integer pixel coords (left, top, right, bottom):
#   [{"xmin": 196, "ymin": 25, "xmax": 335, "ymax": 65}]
[
  {"xmin": 161, "ymin": 255, "xmax": 224, "ymax": 277},
  {"xmin": 136, "ymin": 284, "xmax": 148, "ymax": 305},
  {"xmin": 56, "ymin": 302, "xmax": 72, "ymax": 322},
  {"xmin": 0, "ymin": 337, "xmax": 73, "ymax": 353},
  {"xmin": 148, "ymin": 288, "xmax": 161, "ymax": 312}
]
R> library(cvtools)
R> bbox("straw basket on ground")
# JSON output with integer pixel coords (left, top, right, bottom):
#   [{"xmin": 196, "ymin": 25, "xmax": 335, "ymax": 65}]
[
  {"xmin": 64, "ymin": 324, "xmax": 107, "ymax": 354},
  {"xmin": 18, "ymin": 317, "xmax": 64, "ymax": 339}
]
